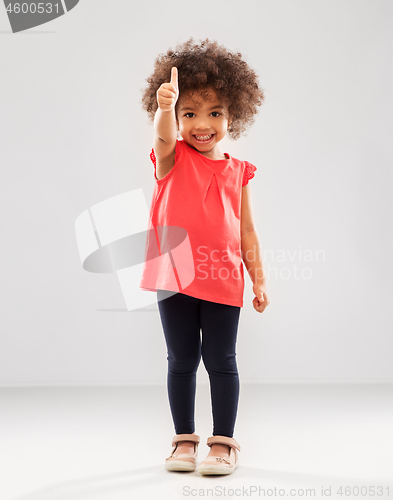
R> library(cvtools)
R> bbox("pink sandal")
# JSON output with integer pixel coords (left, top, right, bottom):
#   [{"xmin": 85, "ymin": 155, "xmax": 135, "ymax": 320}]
[
  {"xmin": 197, "ymin": 435, "xmax": 241, "ymax": 475},
  {"xmin": 165, "ymin": 433, "xmax": 200, "ymax": 472}
]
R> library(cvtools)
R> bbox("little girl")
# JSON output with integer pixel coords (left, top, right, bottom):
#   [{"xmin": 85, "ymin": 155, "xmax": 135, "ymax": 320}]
[{"xmin": 139, "ymin": 38, "xmax": 270, "ymax": 475}]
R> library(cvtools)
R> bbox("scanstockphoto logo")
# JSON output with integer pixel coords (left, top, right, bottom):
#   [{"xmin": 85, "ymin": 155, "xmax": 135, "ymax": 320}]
[
  {"xmin": 3, "ymin": 0, "xmax": 79, "ymax": 33},
  {"xmin": 75, "ymin": 190, "xmax": 326, "ymax": 312}
]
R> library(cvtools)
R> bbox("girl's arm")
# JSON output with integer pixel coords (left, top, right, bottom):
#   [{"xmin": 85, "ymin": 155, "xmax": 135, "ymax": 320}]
[
  {"xmin": 154, "ymin": 107, "xmax": 177, "ymax": 144},
  {"xmin": 240, "ymin": 184, "xmax": 270, "ymax": 313},
  {"xmin": 153, "ymin": 109, "xmax": 177, "ymax": 180},
  {"xmin": 153, "ymin": 67, "xmax": 179, "ymax": 180}
]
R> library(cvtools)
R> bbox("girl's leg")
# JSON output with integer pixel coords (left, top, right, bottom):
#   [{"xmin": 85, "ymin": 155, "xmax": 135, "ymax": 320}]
[
  {"xmin": 157, "ymin": 290, "xmax": 202, "ymax": 434},
  {"xmin": 199, "ymin": 299, "xmax": 241, "ymax": 438}
]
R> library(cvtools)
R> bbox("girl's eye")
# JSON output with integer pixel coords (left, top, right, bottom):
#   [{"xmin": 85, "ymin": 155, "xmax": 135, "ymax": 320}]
[{"xmin": 184, "ymin": 112, "xmax": 221, "ymax": 118}]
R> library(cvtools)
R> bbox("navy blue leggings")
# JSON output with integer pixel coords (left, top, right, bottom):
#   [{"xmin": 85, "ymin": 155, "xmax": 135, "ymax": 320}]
[{"xmin": 157, "ymin": 290, "xmax": 241, "ymax": 438}]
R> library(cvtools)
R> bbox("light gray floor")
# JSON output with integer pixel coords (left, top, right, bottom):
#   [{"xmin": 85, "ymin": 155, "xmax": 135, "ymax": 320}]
[{"xmin": 0, "ymin": 383, "xmax": 392, "ymax": 500}]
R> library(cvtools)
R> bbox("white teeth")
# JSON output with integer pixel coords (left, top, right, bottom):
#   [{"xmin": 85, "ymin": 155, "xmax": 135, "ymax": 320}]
[{"xmin": 195, "ymin": 134, "xmax": 212, "ymax": 140}]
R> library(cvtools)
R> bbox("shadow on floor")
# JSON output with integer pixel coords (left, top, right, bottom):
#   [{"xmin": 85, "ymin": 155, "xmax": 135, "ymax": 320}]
[{"xmin": 13, "ymin": 464, "xmax": 391, "ymax": 500}]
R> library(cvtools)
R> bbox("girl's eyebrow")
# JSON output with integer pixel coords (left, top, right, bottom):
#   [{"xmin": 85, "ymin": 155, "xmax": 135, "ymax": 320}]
[{"xmin": 180, "ymin": 105, "xmax": 224, "ymax": 111}]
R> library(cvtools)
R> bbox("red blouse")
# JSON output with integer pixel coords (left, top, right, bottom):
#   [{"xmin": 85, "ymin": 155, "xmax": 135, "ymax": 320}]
[{"xmin": 139, "ymin": 139, "xmax": 257, "ymax": 307}]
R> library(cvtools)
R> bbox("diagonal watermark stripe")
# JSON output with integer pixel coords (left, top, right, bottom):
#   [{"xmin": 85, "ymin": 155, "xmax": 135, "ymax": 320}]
[{"xmin": 75, "ymin": 189, "xmax": 195, "ymax": 311}]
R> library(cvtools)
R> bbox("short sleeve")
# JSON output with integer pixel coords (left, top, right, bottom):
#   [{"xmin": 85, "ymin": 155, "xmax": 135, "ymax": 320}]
[
  {"xmin": 242, "ymin": 161, "xmax": 257, "ymax": 186},
  {"xmin": 150, "ymin": 140, "xmax": 182, "ymax": 181}
]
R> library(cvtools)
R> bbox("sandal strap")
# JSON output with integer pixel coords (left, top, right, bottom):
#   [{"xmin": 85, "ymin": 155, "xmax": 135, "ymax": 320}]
[
  {"xmin": 172, "ymin": 433, "xmax": 200, "ymax": 447},
  {"xmin": 206, "ymin": 435, "xmax": 241, "ymax": 452}
]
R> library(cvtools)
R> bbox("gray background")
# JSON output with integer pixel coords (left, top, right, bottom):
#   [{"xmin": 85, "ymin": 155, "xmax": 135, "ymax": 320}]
[{"xmin": 0, "ymin": 0, "xmax": 392, "ymax": 386}]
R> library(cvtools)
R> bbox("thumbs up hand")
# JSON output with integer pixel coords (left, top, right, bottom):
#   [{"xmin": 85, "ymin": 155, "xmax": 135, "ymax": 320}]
[{"xmin": 156, "ymin": 67, "xmax": 179, "ymax": 112}]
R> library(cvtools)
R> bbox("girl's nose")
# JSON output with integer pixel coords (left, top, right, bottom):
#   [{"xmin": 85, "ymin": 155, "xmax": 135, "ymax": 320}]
[{"xmin": 195, "ymin": 119, "xmax": 210, "ymax": 130}]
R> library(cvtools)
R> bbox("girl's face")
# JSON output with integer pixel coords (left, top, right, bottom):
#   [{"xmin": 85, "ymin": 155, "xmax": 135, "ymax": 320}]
[{"xmin": 176, "ymin": 87, "xmax": 231, "ymax": 158}]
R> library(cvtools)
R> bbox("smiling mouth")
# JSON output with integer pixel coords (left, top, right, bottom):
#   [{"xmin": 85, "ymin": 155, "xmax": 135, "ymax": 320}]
[{"xmin": 193, "ymin": 134, "xmax": 214, "ymax": 142}]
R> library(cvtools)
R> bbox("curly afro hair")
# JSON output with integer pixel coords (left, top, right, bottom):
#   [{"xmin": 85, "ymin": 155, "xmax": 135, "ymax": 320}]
[{"xmin": 141, "ymin": 38, "xmax": 265, "ymax": 140}]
